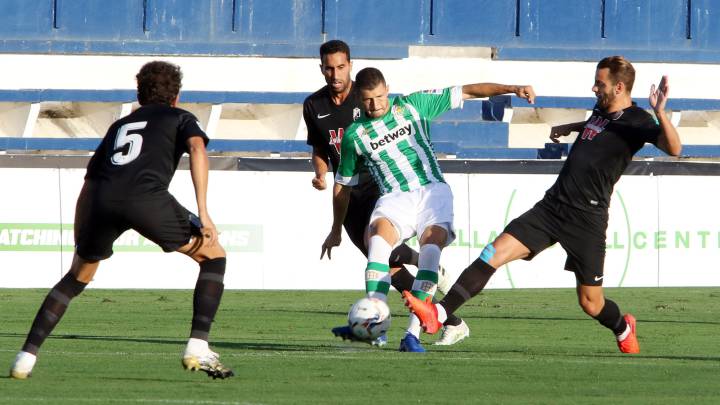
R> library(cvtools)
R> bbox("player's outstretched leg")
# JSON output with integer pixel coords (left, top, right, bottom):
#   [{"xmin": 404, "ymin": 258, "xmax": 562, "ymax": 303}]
[{"xmin": 9, "ymin": 271, "xmax": 88, "ymax": 379}]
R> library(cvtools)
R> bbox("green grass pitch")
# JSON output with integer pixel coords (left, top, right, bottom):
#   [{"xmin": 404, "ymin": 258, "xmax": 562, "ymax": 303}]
[{"xmin": 1, "ymin": 288, "xmax": 719, "ymax": 404}]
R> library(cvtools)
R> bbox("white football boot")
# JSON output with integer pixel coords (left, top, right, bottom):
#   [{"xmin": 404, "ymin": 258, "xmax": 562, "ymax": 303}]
[
  {"xmin": 10, "ymin": 351, "xmax": 37, "ymax": 379},
  {"xmin": 433, "ymin": 320, "xmax": 470, "ymax": 346},
  {"xmin": 182, "ymin": 338, "xmax": 234, "ymax": 379}
]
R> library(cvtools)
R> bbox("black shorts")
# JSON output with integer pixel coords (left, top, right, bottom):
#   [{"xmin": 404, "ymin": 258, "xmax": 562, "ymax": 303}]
[
  {"xmin": 343, "ymin": 185, "xmax": 379, "ymax": 256},
  {"xmin": 74, "ymin": 182, "xmax": 201, "ymax": 261},
  {"xmin": 503, "ymin": 197, "xmax": 608, "ymax": 286}
]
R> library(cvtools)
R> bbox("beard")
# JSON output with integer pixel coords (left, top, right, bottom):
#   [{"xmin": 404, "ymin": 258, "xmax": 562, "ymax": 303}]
[{"xmin": 596, "ymin": 91, "xmax": 614, "ymax": 110}]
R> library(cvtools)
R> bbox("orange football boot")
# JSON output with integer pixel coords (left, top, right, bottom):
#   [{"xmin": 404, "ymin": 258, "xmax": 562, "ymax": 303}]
[
  {"xmin": 402, "ymin": 291, "xmax": 442, "ymax": 334},
  {"xmin": 617, "ymin": 314, "xmax": 640, "ymax": 354}
]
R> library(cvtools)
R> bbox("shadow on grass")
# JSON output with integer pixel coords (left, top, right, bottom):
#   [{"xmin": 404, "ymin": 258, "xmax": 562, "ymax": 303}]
[{"xmin": 0, "ymin": 332, "xmax": 353, "ymax": 352}]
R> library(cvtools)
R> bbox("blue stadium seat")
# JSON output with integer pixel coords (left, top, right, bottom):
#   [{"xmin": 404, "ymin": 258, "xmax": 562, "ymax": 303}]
[{"xmin": 430, "ymin": 122, "xmax": 509, "ymax": 148}]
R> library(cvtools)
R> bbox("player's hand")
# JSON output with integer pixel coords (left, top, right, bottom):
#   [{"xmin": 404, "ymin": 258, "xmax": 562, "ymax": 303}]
[
  {"xmin": 312, "ymin": 174, "xmax": 326, "ymax": 190},
  {"xmin": 321, "ymin": 230, "xmax": 342, "ymax": 260},
  {"xmin": 514, "ymin": 85, "xmax": 536, "ymax": 104},
  {"xmin": 649, "ymin": 75, "xmax": 669, "ymax": 114},
  {"xmin": 549, "ymin": 123, "xmax": 577, "ymax": 143},
  {"xmin": 199, "ymin": 214, "xmax": 219, "ymax": 248}
]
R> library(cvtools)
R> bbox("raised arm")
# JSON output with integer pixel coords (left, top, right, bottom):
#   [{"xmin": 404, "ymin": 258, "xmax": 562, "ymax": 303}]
[
  {"xmin": 649, "ymin": 75, "xmax": 682, "ymax": 157},
  {"xmin": 321, "ymin": 182, "xmax": 351, "ymax": 259},
  {"xmin": 187, "ymin": 136, "xmax": 217, "ymax": 247},
  {"xmin": 462, "ymin": 83, "xmax": 535, "ymax": 104}
]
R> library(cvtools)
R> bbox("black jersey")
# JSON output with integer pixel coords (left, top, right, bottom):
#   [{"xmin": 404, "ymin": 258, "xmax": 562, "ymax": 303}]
[
  {"xmin": 546, "ymin": 104, "xmax": 661, "ymax": 213},
  {"xmin": 85, "ymin": 104, "xmax": 208, "ymax": 198},
  {"xmin": 303, "ymin": 84, "xmax": 375, "ymax": 191}
]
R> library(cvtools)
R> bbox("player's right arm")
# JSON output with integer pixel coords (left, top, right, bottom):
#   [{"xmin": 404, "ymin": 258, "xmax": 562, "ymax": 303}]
[
  {"xmin": 304, "ymin": 98, "xmax": 330, "ymax": 190},
  {"xmin": 549, "ymin": 121, "xmax": 586, "ymax": 143},
  {"xmin": 311, "ymin": 146, "xmax": 329, "ymax": 190}
]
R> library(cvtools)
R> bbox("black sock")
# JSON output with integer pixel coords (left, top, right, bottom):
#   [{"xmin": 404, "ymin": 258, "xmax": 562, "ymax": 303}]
[
  {"xmin": 443, "ymin": 314, "xmax": 463, "ymax": 327},
  {"xmin": 22, "ymin": 272, "xmax": 87, "ymax": 354},
  {"xmin": 440, "ymin": 258, "xmax": 496, "ymax": 316},
  {"xmin": 388, "ymin": 244, "xmax": 419, "ymax": 268},
  {"xmin": 191, "ymin": 257, "xmax": 226, "ymax": 340},
  {"xmin": 593, "ymin": 299, "xmax": 627, "ymax": 335},
  {"xmin": 389, "ymin": 265, "xmax": 415, "ymax": 293}
]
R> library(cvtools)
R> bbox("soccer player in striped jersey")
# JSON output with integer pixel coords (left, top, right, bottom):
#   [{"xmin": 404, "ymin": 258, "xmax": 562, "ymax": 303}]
[{"xmin": 321, "ymin": 67, "xmax": 535, "ymax": 352}]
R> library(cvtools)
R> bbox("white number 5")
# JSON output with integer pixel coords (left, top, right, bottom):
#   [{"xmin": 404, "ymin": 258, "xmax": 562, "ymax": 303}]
[{"xmin": 111, "ymin": 121, "xmax": 147, "ymax": 165}]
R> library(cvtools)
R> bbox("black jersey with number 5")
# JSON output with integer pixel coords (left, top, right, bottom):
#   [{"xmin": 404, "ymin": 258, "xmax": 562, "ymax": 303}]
[
  {"xmin": 546, "ymin": 104, "xmax": 661, "ymax": 213},
  {"xmin": 85, "ymin": 104, "xmax": 209, "ymax": 198}
]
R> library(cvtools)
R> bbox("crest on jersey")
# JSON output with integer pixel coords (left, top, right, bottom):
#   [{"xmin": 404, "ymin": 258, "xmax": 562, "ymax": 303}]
[
  {"xmin": 329, "ymin": 128, "xmax": 344, "ymax": 153},
  {"xmin": 392, "ymin": 105, "xmax": 406, "ymax": 117},
  {"xmin": 353, "ymin": 107, "xmax": 361, "ymax": 121},
  {"xmin": 581, "ymin": 116, "xmax": 609, "ymax": 141}
]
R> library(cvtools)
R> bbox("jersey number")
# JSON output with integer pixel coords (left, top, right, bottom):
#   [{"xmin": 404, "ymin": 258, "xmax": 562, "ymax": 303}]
[{"xmin": 111, "ymin": 121, "xmax": 147, "ymax": 165}]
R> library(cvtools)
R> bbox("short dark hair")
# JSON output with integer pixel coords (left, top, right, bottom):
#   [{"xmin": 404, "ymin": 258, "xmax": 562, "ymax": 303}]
[
  {"xmin": 355, "ymin": 67, "xmax": 386, "ymax": 91},
  {"xmin": 320, "ymin": 39, "xmax": 351, "ymax": 61},
  {"xmin": 136, "ymin": 61, "xmax": 183, "ymax": 106},
  {"xmin": 597, "ymin": 56, "xmax": 635, "ymax": 93}
]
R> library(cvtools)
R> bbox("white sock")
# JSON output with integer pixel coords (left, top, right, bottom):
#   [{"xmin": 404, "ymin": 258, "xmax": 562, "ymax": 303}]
[
  {"xmin": 411, "ymin": 244, "xmax": 442, "ymax": 298},
  {"xmin": 406, "ymin": 314, "xmax": 422, "ymax": 338},
  {"xmin": 186, "ymin": 337, "xmax": 209, "ymax": 354},
  {"xmin": 436, "ymin": 304, "xmax": 448, "ymax": 324},
  {"xmin": 13, "ymin": 351, "xmax": 37, "ymax": 372},
  {"xmin": 616, "ymin": 323, "xmax": 631, "ymax": 341},
  {"xmin": 366, "ymin": 235, "xmax": 393, "ymax": 299}
]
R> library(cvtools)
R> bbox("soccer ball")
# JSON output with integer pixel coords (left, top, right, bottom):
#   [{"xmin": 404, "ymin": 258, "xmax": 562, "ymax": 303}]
[{"xmin": 347, "ymin": 297, "xmax": 391, "ymax": 340}]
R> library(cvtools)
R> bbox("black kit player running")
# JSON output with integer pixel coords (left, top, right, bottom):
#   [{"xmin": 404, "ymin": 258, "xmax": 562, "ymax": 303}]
[
  {"xmin": 404, "ymin": 57, "xmax": 681, "ymax": 355},
  {"xmin": 10, "ymin": 61, "xmax": 233, "ymax": 380},
  {"xmin": 505, "ymin": 103, "xmax": 662, "ymax": 286}
]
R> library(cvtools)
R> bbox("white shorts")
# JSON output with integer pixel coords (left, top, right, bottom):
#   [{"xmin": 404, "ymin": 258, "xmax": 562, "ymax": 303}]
[{"xmin": 369, "ymin": 182, "xmax": 456, "ymax": 247}]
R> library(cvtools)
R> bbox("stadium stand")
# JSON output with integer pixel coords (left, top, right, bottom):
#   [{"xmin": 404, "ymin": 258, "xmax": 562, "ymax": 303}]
[
  {"xmin": 0, "ymin": 1, "xmax": 718, "ymax": 159},
  {"xmin": 0, "ymin": 1, "xmax": 718, "ymax": 62}
]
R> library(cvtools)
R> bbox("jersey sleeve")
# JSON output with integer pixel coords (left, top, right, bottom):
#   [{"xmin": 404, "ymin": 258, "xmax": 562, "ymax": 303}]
[
  {"xmin": 334, "ymin": 123, "xmax": 361, "ymax": 186},
  {"xmin": 402, "ymin": 86, "xmax": 464, "ymax": 120},
  {"xmin": 635, "ymin": 113, "xmax": 662, "ymax": 145},
  {"xmin": 178, "ymin": 111, "xmax": 209, "ymax": 149},
  {"xmin": 303, "ymin": 98, "xmax": 324, "ymax": 147}
]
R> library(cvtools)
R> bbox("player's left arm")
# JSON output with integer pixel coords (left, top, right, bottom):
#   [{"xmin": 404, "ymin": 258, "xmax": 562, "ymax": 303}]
[
  {"xmin": 462, "ymin": 83, "xmax": 535, "ymax": 104},
  {"xmin": 187, "ymin": 136, "xmax": 218, "ymax": 247},
  {"xmin": 649, "ymin": 75, "xmax": 682, "ymax": 157}
]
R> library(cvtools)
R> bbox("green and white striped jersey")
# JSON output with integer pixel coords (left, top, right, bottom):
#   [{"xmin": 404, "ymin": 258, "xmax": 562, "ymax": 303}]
[{"xmin": 335, "ymin": 86, "xmax": 463, "ymax": 194}]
